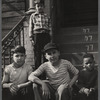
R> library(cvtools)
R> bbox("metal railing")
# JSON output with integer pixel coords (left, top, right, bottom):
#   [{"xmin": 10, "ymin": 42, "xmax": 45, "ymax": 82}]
[{"xmin": 2, "ymin": 16, "xmax": 26, "ymax": 69}]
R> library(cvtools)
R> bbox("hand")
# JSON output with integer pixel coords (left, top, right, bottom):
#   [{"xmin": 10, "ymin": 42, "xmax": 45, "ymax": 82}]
[
  {"xmin": 79, "ymin": 88, "xmax": 85, "ymax": 93},
  {"xmin": 79, "ymin": 87, "xmax": 86, "ymax": 93},
  {"xmin": 41, "ymin": 82, "xmax": 51, "ymax": 99},
  {"xmin": 9, "ymin": 84, "xmax": 19, "ymax": 95},
  {"xmin": 29, "ymin": 35, "xmax": 33, "ymax": 41},
  {"xmin": 83, "ymin": 88, "xmax": 90, "ymax": 96},
  {"xmin": 89, "ymin": 88, "xmax": 95, "ymax": 93},
  {"xmin": 31, "ymin": 40, "xmax": 34, "ymax": 45},
  {"xmin": 20, "ymin": 88, "xmax": 28, "ymax": 95},
  {"xmin": 30, "ymin": 38, "xmax": 34, "ymax": 45}
]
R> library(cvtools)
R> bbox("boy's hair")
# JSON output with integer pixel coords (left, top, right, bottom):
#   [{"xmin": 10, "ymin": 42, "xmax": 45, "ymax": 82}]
[
  {"xmin": 83, "ymin": 53, "xmax": 94, "ymax": 60},
  {"xmin": 12, "ymin": 45, "xmax": 26, "ymax": 54},
  {"xmin": 34, "ymin": 0, "xmax": 44, "ymax": 6}
]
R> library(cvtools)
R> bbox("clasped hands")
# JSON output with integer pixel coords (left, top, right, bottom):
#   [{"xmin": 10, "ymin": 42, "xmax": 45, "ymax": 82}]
[
  {"xmin": 9, "ymin": 83, "xmax": 27, "ymax": 95},
  {"xmin": 79, "ymin": 87, "xmax": 95, "ymax": 96}
]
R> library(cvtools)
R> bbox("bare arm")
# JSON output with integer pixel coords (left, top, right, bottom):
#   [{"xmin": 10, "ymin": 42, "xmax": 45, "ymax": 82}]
[
  {"xmin": 2, "ymin": 71, "xmax": 13, "ymax": 88},
  {"xmin": 28, "ymin": 64, "xmax": 45, "ymax": 83},
  {"xmin": 29, "ymin": 74, "xmax": 50, "ymax": 99},
  {"xmin": 17, "ymin": 81, "xmax": 32, "ymax": 88},
  {"xmin": 28, "ymin": 73, "xmax": 44, "ymax": 85},
  {"xmin": 68, "ymin": 74, "xmax": 79, "ymax": 87}
]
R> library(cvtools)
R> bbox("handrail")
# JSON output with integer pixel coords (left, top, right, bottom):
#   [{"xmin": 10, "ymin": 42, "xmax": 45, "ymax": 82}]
[
  {"xmin": 2, "ymin": 16, "xmax": 26, "ymax": 43},
  {"xmin": 2, "ymin": 16, "xmax": 26, "ymax": 68}
]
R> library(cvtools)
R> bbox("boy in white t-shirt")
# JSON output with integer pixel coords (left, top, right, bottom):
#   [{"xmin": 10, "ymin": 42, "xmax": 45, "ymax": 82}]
[{"xmin": 2, "ymin": 45, "xmax": 34, "ymax": 100}]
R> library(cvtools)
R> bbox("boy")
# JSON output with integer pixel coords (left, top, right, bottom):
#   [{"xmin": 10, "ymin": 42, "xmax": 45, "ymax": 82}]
[
  {"xmin": 28, "ymin": 42, "xmax": 79, "ymax": 100},
  {"xmin": 76, "ymin": 53, "xmax": 98, "ymax": 100},
  {"xmin": 29, "ymin": 0, "xmax": 51, "ymax": 69},
  {"xmin": 2, "ymin": 45, "xmax": 34, "ymax": 100}
]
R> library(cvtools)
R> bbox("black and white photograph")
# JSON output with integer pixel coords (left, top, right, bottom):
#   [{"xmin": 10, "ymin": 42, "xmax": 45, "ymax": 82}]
[{"xmin": 1, "ymin": 0, "xmax": 98, "ymax": 100}]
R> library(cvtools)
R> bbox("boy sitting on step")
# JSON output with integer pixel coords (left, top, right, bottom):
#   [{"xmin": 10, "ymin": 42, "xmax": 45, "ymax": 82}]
[
  {"xmin": 28, "ymin": 42, "xmax": 79, "ymax": 100},
  {"xmin": 76, "ymin": 53, "xmax": 98, "ymax": 100},
  {"xmin": 2, "ymin": 45, "xmax": 34, "ymax": 100}
]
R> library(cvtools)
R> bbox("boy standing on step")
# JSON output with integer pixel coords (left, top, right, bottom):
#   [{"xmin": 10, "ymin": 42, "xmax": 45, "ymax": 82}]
[
  {"xmin": 2, "ymin": 45, "xmax": 34, "ymax": 100},
  {"xmin": 29, "ymin": 0, "xmax": 51, "ymax": 69}
]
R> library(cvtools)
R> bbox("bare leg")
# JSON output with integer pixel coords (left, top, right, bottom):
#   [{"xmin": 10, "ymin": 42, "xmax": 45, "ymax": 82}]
[
  {"xmin": 56, "ymin": 87, "xmax": 72, "ymax": 100},
  {"xmin": 33, "ymin": 83, "xmax": 42, "ymax": 100},
  {"xmin": 32, "ymin": 82, "xmax": 56, "ymax": 100}
]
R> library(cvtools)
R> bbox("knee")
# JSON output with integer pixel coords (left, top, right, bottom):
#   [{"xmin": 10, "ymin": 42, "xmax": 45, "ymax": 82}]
[
  {"xmin": 32, "ymin": 83, "xmax": 38, "ymax": 89},
  {"xmin": 60, "ymin": 88, "xmax": 72, "ymax": 97}
]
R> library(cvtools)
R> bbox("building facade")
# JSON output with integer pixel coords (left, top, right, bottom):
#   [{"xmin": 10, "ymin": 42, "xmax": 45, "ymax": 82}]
[{"xmin": 2, "ymin": 0, "xmax": 98, "ymax": 69}]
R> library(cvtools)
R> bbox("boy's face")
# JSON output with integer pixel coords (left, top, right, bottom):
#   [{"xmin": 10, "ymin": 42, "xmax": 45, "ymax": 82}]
[
  {"xmin": 35, "ymin": 3, "xmax": 44, "ymax": 13},
  {"xmin": 83, "ymin": 57, "xmax": 94, "ymax": 71},
  {"xmin": 45, "ymin": 49, "xmax": 60, "ymax": 64},
  {"xmin": 13, "ymin": 52, "xmax": 26, "ymax": 67}
]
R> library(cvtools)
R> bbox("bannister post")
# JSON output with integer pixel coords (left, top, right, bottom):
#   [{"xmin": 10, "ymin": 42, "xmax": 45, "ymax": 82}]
[
  {"xmin": 29, "ymin": 0, "xmax": 35, "ymax": 10},
  {"xmin": 25, "ymin": 0, "xmax": 35, "ymax": 15}
]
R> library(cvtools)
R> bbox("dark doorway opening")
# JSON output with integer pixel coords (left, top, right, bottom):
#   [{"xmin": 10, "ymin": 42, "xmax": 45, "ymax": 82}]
[{"xmin": 60, "ymin": 0, "xmax": 98, "ymax": 27}]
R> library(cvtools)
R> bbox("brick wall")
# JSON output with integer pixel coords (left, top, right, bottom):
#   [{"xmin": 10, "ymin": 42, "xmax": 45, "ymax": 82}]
[{"xmin": 23, "ymin": 19, "xmax": 35, "ymax": 68}]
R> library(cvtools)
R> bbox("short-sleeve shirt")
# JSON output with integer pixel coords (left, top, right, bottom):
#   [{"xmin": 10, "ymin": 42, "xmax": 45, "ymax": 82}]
[
  {"xmin": 5, "ymin": 63, "xmax": 33, "ymax": 85},
  {"xmin": 30, "ymin": 59, "xmax": 79, "ymax": 89}
]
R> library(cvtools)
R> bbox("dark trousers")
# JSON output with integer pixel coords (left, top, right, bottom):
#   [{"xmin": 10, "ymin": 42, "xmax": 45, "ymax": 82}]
[
  {"xmin": 32, "ymin": 82, "xmax": 72, "ymax": 100},
  {"xmin": 33, "ymin": 32, "xmax": 51, "ymax": 69},
  {"xmin": 2, "ymin": 85, "xmax": 34, "ymax": 100}
]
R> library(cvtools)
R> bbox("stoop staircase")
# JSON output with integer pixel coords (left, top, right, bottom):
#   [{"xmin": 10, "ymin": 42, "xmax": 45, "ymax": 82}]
[{"xmin": 2, "ymin": 16, "xmax": 26, "ymax": 68}]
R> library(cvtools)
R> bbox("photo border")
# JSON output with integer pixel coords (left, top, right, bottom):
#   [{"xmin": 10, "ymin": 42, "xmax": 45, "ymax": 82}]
[{"xmin": 0, "ymin": 0, "xmax": 99, "ymax": 100}]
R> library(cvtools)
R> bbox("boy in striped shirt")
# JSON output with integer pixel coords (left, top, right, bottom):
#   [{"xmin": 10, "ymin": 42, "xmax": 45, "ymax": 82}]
[{"xmin": 28, "ymin": 42, "xmax": 79, "ymax": 100}]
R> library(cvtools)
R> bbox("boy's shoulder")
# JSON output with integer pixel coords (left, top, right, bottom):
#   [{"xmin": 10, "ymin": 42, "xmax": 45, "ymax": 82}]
[
  {"xmin": 23, "ymin": 63, "xmax": 30, "ymax": 66},
  {"xmin": 41, "ymin": 61, "xmax": 49, "ymax": 66},
  {"xmin": 4, "ymin": 63, "xmax": 14, "ymax": 72},
  {"xmin": 22, "ymin": 63, "xmax": 33, "ymax": 69},
  {"xmin": 5, "ymin": 63, "xmax": 13, "ymax": 69},
  {"xmin": 31, "ymin": 12, "xmax": 48, "ymax": 16},
  {"xmin": 39, "ymin": 61, "xmax": 51, "ymax": 68}
]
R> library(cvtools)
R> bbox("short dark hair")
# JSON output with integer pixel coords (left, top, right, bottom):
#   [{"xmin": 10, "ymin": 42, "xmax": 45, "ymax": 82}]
[
  {"xmin": 83, "ymin": 53, "xmax": 94, "ymax": 60},
  {"xmin": 12, "ymin": 45, "xmax": 26, "ymax": 54},
  {"xmin": 34, "ymin": 0, "xmax": 44, "ymax": 6},
  {"xmin": 35, "ymin": 3, "xmax": 44, "ymax": 7}
]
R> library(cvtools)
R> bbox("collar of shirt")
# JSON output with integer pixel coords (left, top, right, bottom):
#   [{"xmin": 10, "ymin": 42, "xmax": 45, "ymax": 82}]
[
  {"xmin": 35, "ymin": 11, "xmax": 44, "ymax": 15},
  {"xmin": 12, "ymin": 63, "xmax": 24, "ymax": 69}
]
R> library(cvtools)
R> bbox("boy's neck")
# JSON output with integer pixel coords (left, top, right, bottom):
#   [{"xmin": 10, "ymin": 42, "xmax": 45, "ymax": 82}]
[
  {"xmin": 36, "ymin": 10, "xmax": 44, "ymax": 14},
  {"xmin": 13, "ymin": 62, "xmax": 24, "ymax": 68},
  {"xmin": 51, "ymin": 59, "xmax": 61, "ymax": 67}
]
